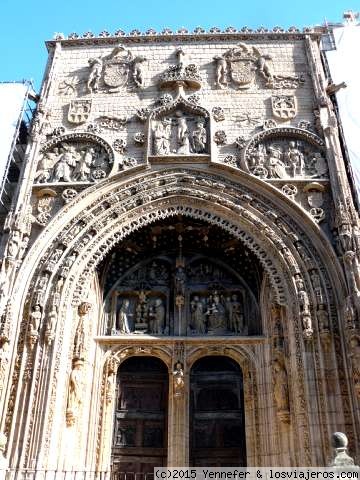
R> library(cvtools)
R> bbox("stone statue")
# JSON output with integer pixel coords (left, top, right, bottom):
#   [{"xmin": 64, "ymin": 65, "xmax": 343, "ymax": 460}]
[
  {"xmin": 192, "ymin": 120, "xmax": 207, "ymax": 153},
  {"xmin": 177, "ymin": 118, "xmax": 190, "ymax": 155},
  {"xmin": 29, "ymin": 305, "xmax": 42, "ymax": 334},
  {"xmin": 272, "ymin": 359, "xmax": 290, "ymax": 414},
  {"xmin": 87, "ymin": 57, "xmax": 103, "ymax": 93},
  {"xmin": 311, "ymin": 152, "xmax": 328, "ymax": 178},
  {"xmin": 228, "ymin": 294, "xmax": 244, "ymax": 334},
  {"xmin": 257, "ymin": 54, "xmax": 274, "ymax": 86},
  {"xmin": 191, "ymin": 296, "xmax": 206, "ymax": 334},
  {"xmin": 66, "ymin": 359, "xmax": 84, "ymax": 425},
  {"xmin": 118, "ymin": 299, "xmax": 132, "ymax": 334},
  {"xmin": 206, "ymin": 292, "xmax": 226, "ymax": 331},
  {"xmin": 173, "ymin": 361, "xmax": 184, "ymax": 396},
  {"xmin": 175, "ymin": 266, "xmax": 186, "ymax": 297},
  {"xmin": 153, "ymin": 298, "xmax": 165, "ymax": 334},
  {"xmin": 153, "ymin": 120, "xmax": 171, "ymax": 155},
  {"xmin": 214, "ymin": 56, "xmax": 228, "ymax": 88},
  {"xmin": 286, "ymin": 141, "xmax": 304, "ymax": 177},
  {"xmin": 349, "ymin": 336, "xmax": 360, "ymax": 398},
  {"xmin": 317, "ymin": 304, "xmax": 330, "ymax": 331},
  {"xmin": 132, "ymin": 56, "xmax": 146, "ymax": 88}
]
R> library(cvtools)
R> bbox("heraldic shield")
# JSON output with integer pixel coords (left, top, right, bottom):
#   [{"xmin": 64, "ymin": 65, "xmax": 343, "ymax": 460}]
[
  {"xmin": 103, "ymin": 62, "xmax": 130, "ymax": 90},
  {"xmin": 229, "ymin": 60, "xmax": 257, "ymax": 89}
]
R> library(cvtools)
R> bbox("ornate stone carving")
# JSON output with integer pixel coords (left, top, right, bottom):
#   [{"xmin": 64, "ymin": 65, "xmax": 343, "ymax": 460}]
[
  {"xmin": 241, "ymin": 128, "xmax": 327, "ymax": 180},
  {"xmin": 281, "ymin": 184, "xmax": 298, "ymax": 198},
  {"xmin": 113, "ymin": 138, "xmax": 127, "ymax": 154},
  {"xmin": 57, "ymin": 77, "xmax": 79, "ymax": 95},
  {"xmin": 271, "ymin": 95, "xmax": 297, "ymax": 120},
  {"xmin": 349, "ymin": 335, "xmax": 360, "ymax": 398},
  {"xmin": 61, "ymin": 188, "xmax": 78, "ymax": 204},
  {"xmin": 159, "ymin": 47, "xmax": 202, "ymax": 90},
  {"xmin": 133, "ymin": 132, "xmax": 145, "ymax": 145},
  {"xmin": 87, "ymin": 44, "xmax": 147, "ymax": 93},
  {"xmin": 94, "ymin": 115, "xmax": 127, "ymax": 131},
  {"xmin": 67, "ymin": 100, "xmax": 92, "ymax": 124},
  {"xmin": 214, "ymin": 130, "xmax": 227, "ymax": 145},
  {"xmin": 214, "ymin": 43, "xmax": 305, "ymax": 90},
  {"xmin": 212, "ymin": 106, "xmax": 225, "ymax": 122},
  {"xmin": 35, "ymin": 136, "xmax": 112, "ymax": 184},
  {"xmin": 34, "ymin": 188, "xmax": 57, "ymax": 226}
]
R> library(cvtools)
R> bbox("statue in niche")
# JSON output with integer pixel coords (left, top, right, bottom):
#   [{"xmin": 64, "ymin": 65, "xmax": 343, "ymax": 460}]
[
  {"xmin": 190, "ymin": 296, "xmax": 206, "ymax": 334},
  {"xmin": 148, "ymin": 298, "xmax": 165, "ymax": 334},
  {"xmin": 173, "ymin": 361, "xmax": 185, "ymax": 397},
  {"xmin": 153, "ymin": 120, "xmax": 171, "ymax": 155},
  {"xmin": 227, "ymin": 294, "xmax": 244, "ymax": 334},
  {"xmin": 87, "ymin": 57, "xmax": 103, "ymax": 93},
  {"xmin": 29, "ymin": 305, "xmax": 42, "ymax": 334},
  {"xmin": 118, "ymin": 299, "xmax": 132, "ymax": 334},
  {"xmin": 272, "ymin": 359, "xmax": 290, "ymax": 415},
  {"xmin": 286, "ymin": 141, "xmax": 305, "ymax": 177},
  {"xmin": 311, "ymin": 152, "xmax": 328, "ymax": 178},
  {"xmin": 206, "ymin": 292, "xmax": 227, "ymax": 332},
  {"xmin": 349, "ymin": 336, "xmax": 360, "ymax": 397},
  {"xmin": 66, "ymin": 358, "xmax": 84, "ymax": 425},
  {"xmin": 175, "ymin": 266, "xmax": 186, "ymax": 297},
  {"xmin": 192, "ymin": 120, "xmax": 207, "ymax": 153},
  {"xmin": 267, "ymin": 145, "xmax": 286, "ymax": 179},
  {"xmin": 177, "ymin": 118, "xmax": 191, "ymax": 155}
]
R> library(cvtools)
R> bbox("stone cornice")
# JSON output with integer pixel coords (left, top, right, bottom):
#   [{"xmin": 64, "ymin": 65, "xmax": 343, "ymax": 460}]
[{"xmin": 45, "ymin": 29, "xmax": 323, "ymax": 51}]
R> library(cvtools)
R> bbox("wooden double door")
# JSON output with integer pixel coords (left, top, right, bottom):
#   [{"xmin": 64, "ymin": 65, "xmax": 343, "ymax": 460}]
[{"xmin": 111, "ymin": 355, "xmax": 246, "ymax": 471}]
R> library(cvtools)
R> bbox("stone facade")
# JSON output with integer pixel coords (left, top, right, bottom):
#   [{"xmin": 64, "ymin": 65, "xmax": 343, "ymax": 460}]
[{"xmin": 0, "ymin": 26, "xmax": 359, "ymax": 472}]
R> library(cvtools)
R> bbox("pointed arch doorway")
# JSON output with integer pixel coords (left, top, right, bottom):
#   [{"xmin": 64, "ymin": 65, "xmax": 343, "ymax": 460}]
[
  {"xmin": 189, "ymin": 356, "xmax": 246, "ymax": 467},
  {"xmin": 111, "ymin": 356, "xmax": 169, "ymax": 474}
]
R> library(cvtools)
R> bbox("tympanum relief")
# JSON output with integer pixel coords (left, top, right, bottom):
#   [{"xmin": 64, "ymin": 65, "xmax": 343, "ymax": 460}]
[{"xmin": 101, "ymin": 217, "xmax": 262, "ymax": 337}]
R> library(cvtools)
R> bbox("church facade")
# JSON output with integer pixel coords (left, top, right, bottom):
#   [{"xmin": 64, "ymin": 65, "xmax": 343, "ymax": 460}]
[{"xmin": 0, "ymin": 25, "xmax": 359, "ymax": 472}]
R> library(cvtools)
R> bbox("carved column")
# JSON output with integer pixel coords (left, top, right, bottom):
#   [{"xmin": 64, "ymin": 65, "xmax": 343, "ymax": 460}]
[{"xmin": 167, "ymin": 343, "xmax": 188, "ymax": 466}]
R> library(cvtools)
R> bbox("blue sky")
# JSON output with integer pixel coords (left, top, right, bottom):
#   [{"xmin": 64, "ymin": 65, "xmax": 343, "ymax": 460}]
[{"xmin": 1, "ymin": 0, "xmax": 359, "ymax": 90}]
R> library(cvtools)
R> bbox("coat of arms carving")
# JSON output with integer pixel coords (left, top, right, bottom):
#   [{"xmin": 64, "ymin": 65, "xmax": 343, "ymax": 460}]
[
  {"xmin": 271, "ymin": 95, "xmax": 297, "ymax": 120},
  {"xmin": 87, "ymin": 44, "xmax": 147, "ymax": 94},
  {"xmin": 67, "ymin": 100, "xmax": 92, "ymax": 124}
]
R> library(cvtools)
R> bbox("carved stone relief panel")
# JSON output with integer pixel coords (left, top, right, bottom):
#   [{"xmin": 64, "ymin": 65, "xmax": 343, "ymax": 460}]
[
  {"xmin": 148, "ymin": 100, "xmax": 210, "ymax": 160},
  {"xmin": 241, "ymin": 132, "xmax": 326, "ymax": 180},
  {"xmin": 34, "ymin": 134, "xmax": 114, "ymax": 185}
]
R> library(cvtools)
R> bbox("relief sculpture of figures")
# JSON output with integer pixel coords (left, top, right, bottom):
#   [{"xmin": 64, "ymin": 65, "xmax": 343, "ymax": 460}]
[
  {"xmin": 87, "ymin": 57, "xmax": 103, "ymax": 93},
  {"xmin": 244, "ymin": 137, "xmax": 327, "ymax": 180},
  {"xmin": 34, "ymin": 141, "xmax": 110, "ymax": 184}
]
